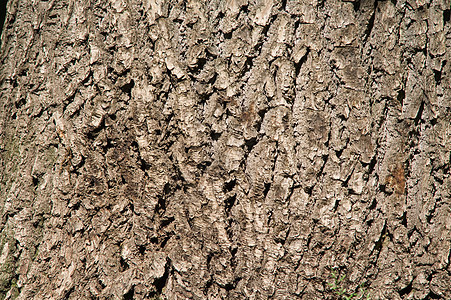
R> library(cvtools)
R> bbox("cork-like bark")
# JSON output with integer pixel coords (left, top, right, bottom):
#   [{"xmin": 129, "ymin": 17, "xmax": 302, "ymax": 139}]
[{"xmin": 0, "ymin": 0, "xmax": 450, "ymax": 299}]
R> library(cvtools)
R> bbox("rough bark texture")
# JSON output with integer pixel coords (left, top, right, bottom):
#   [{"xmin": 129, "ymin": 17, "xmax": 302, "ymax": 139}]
[{"xmin": 0, "ymin": 0, "xmax": 450, "ymax": 299}]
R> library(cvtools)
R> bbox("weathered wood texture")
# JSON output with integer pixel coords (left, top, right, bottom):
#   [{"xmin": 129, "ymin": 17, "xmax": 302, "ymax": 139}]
[{"xmin": 0, "ymin": 0, "xmax": 450, "ymax": 299}]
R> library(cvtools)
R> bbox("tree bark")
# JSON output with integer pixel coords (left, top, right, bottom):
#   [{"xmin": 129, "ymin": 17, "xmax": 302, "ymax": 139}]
[{"xmin": 0, "ymin": 0, "xmax": 450, "ymax": 299}]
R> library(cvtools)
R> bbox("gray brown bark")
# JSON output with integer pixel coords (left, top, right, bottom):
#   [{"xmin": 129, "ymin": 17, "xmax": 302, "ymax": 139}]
[{"xmin": 0, "ymin": 0, "xmax": 450, "ymax": 299}]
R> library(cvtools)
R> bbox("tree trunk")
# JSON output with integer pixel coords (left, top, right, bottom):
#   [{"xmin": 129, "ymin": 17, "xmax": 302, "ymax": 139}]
[{"xmin": 0, "ymin": 0, "xmax": 450, "ymax": 299}]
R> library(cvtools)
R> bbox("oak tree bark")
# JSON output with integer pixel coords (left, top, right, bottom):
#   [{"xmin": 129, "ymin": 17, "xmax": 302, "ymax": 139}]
[{"xmin": 0, "ymin": 0, "xmax": 450, "ymax": 299}]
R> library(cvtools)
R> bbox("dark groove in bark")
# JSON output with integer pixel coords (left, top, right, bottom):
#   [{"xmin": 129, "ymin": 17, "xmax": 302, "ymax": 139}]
[
  {"xmin": 123, "ymin": 286, "xmax": 134, "ymax": 300},
  {"xmin": 398, "ymin": 280, "xmax": 413, "ymax": 297},
  {"xmin": 363, "ymin": 1, "xmax": 378, "ymax": 44}
]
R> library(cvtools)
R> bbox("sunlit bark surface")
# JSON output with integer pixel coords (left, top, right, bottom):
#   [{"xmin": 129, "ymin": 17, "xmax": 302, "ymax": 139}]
[{"xmin": 0, "ymin": 0, "xmax": 450, "ymax": 299}]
